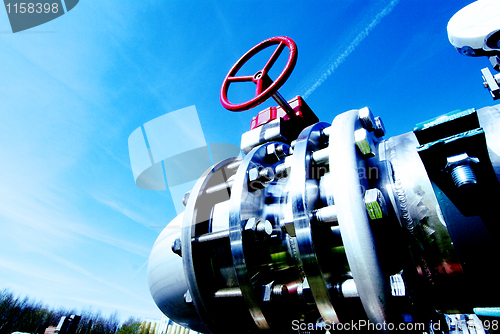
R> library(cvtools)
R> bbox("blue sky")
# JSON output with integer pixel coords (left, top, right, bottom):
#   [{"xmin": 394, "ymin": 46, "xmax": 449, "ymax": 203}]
[{"xmin": 0, "ymin": 0, "xmax": 495, "ymax": 324}]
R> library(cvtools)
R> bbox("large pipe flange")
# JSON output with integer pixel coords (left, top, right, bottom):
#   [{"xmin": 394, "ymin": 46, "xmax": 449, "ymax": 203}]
[
  {"xmin": 289, "ymin": 122, "xmax": 341, "ymax": 324},
  {"xmin": 228, "ymin": 142, "xmax": 291, "ymax": 331},
  {"xmin": 328, "ymin": 109, "xmax": 392, "ymax": 329},
  {"xmin": 181, "ymin": 157, "xmax": 242, "ymax": 333}
]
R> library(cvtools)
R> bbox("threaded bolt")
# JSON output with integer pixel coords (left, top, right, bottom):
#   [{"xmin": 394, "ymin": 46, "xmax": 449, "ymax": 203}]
[
  {"xmin": 450, "ymin": 164, "xmax": 477, "ymax": 189},
  {"xmin": 248, "ymin": 165, "xmax": 275, "ymax": 191},
  {"xmin": 444, "ymin": 153, "xmax": 479, "ymax": 190},
  {"xmin": 272, "ymin": 284, "xmax": 287, "ymax": 299},
  {"xmin": 248, "ymin": 166, "xmax": 274, "ymax": 183}
]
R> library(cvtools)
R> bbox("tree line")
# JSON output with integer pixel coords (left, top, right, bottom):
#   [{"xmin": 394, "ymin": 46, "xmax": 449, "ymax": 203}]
[{"xmin": 0, "ymin": 289, "xmax": 143, "ymax": 334}]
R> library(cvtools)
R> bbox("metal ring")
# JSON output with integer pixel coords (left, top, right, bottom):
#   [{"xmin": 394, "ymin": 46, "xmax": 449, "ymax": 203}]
[
  {"xmin": 228, "ymin": 143, "xmax": 276, "ymax": 331},
  {"xmin": 182, "ymin": 158, "xmax": 238, "ymax": 334},
  {"xmin": 289, "ymin": 122, "xmax": 340, "ymax": 324}
]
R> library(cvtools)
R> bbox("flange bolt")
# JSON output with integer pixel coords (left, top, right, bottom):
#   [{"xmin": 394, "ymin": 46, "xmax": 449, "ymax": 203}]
[
  {"xmin": 444, "ymin": 153, "xmax": 479, "ymax": 190},
  {"xmin": 364, "ymin": 188, "xmax": 387, "ymax": 220},
  {"xmin": 171, "ymin": 237, "xmax": 182, "ymax": 257},
  {"xmin": 245, "ymin": 218, "xmax": 273, "ymax": 240}
]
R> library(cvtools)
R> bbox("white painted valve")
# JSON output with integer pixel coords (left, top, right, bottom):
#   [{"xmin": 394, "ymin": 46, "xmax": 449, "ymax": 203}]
[{"xmin": 447, "ymin": 0, "xmax": 500, "ymax": 53}]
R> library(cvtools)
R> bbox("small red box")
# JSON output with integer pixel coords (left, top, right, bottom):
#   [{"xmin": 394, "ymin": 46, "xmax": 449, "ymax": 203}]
[{"xmin": 250, "ymin": 96, "xmax": 310, "ymax": 130}]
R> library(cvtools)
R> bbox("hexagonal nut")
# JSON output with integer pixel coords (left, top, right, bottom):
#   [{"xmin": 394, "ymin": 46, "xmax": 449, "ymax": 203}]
[
  {"xmin": 444, "ymin": 153, "xmax": 480, "ymax": 189},
  {"xmin": 364, "ymin": 188, "xmax": 387, "ymax": 220},
  {"xmin": 444, "ymin": 153, "xmax": 479, "ymax": 171},
  {"xmin": 262, "ymin": 282, "xmax": 273, "ymax": 302},
  {"xmin": 374, "ymin": 116, "xmax": 386, "ymax": 138},
  {"xmin": 354, "ymin": 128, "xmax": 375, "ymax": 158},
  {"xmin": 244, "ymin": 217, "xmax": 258, "ymax": 231},
  {"xmin": 266, "ymin": 143, "xmax": 289, "ymax": 162},
  {"xmin": 248, "ymin": 166, "xmax": 274, "ymax": 191},
  {"xmin": 184, "ymin": 290, "xmax": 193, "ymax": 304},
  {"xmin": 249, "ymin": 166, "xmax": 274, "ymax": 182},
  {"xmin": 248, "ymin": 167, "xmax": 261, "ymax": 183},
  {"xmin": 248, "ymin": 167, "xmax": 265, "ymax": 191},
  {"xmin": 358, "ymin": 107, "xmax": 376, "ymax": 131},
  {"xmin": 280, "ymin": 218, "xmax": 296, "ymax": 237},
  {"xmin": 297, "ymin": 280, "xmax": 314, "ymax": 305},
  {"xmin": 245, "ymin": 218, "xmax": 273, "ymax": 239},
  {"xmin": 491, "ymin": 55, "xmax": 500, "ymax": 72},
  {"xmin": 182, "ymin": 190, "xmax": 191, "ymax": 207},
  {"xmin": 171, "ymin": 237, "xmax": 182, "ymax": 256}
]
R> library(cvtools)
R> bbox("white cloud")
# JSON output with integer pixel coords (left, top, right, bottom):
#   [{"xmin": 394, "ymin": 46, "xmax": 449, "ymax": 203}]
[{"xmin": 303, "ymin": 0, "xmax": 400, "ymax": 98}]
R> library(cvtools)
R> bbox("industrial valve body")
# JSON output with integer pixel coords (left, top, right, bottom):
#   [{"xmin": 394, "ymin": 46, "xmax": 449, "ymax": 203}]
[{"xmin": 148, "ymin": 102, "xmax": 500, "ymax": 333}]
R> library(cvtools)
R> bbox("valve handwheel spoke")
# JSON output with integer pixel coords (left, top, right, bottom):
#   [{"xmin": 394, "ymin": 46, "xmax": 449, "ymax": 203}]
[
  {"xmin": 262, "ymin": 41, "xmax": 286, "ymax": 74},
  {"xmin": 220, "ymin": 36, "xmax": 297, "ymax": 111},
  {"xmin": 226, "ymin": 75, "xmax": 254, "ymax": 83}
]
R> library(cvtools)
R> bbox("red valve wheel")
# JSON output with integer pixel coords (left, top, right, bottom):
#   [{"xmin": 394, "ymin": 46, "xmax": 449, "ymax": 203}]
[{"xmin": 220, "ymin": 36, "xmax": 298, "ymax": 111}]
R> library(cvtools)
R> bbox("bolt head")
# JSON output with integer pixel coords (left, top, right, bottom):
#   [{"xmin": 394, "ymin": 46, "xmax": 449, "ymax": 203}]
[
  {"xmin": 354, "ymin": 128, "xmax": 375, "ymax": 158},
  {"xmin": 262, "ymin": 283, "xmax": 273, "ymax": 302},
  {"xmin": 266, "ymin": 143, "xmax": 289, "ymax": 162},
  {"xmin": 444, "ymin": 153, "xmax": 479, "ymax": 170},
  {"xmin": 184, "ymin": 290, "xmax": 193, "ymax": 304},
  {"xmin": 171, "ymin": 237, "xmax": 182, "ymax": 256},
  {"xmin": 364, "ymin": 188, "xmax": 387, "ymax": 220},
  {"xmin": 248, "ymin": 166, "xmax": 274, "ymax": 191},
  {"xmin": 298, "ymin": 280, "xmax": 314, "ymax": 305},
  {"xmin": 245, "ymin": 218, "xmax": 273, "ymax": 239},
  {"xmin": 182, "ymin": 190, "xmax": 191, "ymax": 207},
  {"xmin": 248, "ymin": 167, "xmax": 261, "ymax": 182},
  {"xmin": 280, "ymin": 218, "xmax": 296, "ymax": 237},
  {"xmin": 495, "ymin": 73, "xmax": 500, "ymax": 85},
  {"xmin": 244, "ymin": 217, "xmax": 258, "ymax": 231},
  {"xmin": 280, "ymin": 208, "xmax": 296, "ymax": 237},
  {"xmin": 248, "ymin": 166, "xmax": 274, "ymax": 182},
  {"xmin": 374, "ymin": 116, "xmax": 386, "ymax": 138},
  {"xmin": 358, "ymin": 107, "xmax": 376, "ymax": 131}
]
